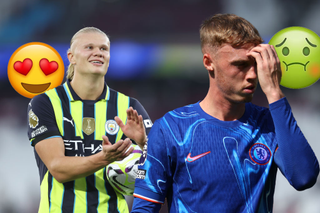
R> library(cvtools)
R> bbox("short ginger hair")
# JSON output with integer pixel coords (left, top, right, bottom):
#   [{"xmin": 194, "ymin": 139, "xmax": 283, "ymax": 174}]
[{"xmin": 200, "ymin": 14, "xmax": 263, "ymax": 53}]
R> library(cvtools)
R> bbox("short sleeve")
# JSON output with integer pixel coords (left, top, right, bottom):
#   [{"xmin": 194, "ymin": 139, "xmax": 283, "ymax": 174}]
[{"xmin": 27, "ymin": 94, "xmax": 61, "ymax": 146}]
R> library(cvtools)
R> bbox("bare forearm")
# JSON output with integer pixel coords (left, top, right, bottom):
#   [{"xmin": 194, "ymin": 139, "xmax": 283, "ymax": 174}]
[
  {"xmin": 36, "ymin": 136, "xmax": 133, "ymax": 183},
  {"xmin": 49, "ymin": 151, "xmax": 109, "ymax": 183}
]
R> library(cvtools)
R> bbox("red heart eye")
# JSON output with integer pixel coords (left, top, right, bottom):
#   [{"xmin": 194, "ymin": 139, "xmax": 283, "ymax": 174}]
[
  {"xmin": 13, "ymin": 58, "xmax": 33, "ymax": 75},
  {"xmin": 39, "ymin": 58, "xmax": 58, "ymax": 75}
]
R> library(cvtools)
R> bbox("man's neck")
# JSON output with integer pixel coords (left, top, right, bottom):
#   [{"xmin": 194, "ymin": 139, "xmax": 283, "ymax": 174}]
[
  {"xmin": 70, "ymin": 74, "xmax": 105, "ymax": 101},
  {"xmin": 199, "ymin": 89, "xmax": 246, "ymax": 121}
]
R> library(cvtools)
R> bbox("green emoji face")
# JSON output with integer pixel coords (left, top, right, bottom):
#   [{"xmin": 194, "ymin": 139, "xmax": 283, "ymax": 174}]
[{"xmin": 269, "ymin": 26, "xmax": 320, "ymax": 89}]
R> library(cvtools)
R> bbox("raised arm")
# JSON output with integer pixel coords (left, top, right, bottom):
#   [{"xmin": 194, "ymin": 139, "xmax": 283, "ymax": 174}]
[
  {"xmin": 270, "ymin": 98, "xmax": 319, "ymax": 190},
  {"xmin": 246, "ymin": 44, "xmax": 284, "ymax": 104},
  {"xmin": 247, "ymin": 44, "xmax": 319, "ymax": 190}
]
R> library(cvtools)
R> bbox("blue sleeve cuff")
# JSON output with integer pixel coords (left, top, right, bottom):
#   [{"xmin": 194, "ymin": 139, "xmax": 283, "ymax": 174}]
[
  {"xmin": 133, "ymin": 186, "xmax": 165, "ymax": 204},
  {"xmin": 268, "ymin": 97, "xmax": 288, "ymax": 111}
]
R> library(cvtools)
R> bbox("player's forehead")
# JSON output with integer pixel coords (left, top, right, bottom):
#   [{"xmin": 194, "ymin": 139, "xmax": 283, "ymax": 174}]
[
  {"xmin": 72, "ymin": 32, "xmax": 110, "ymax": 49},
  {"xmin": 216, "ymin": 43, "xmax": 255, "ymax": 61}
]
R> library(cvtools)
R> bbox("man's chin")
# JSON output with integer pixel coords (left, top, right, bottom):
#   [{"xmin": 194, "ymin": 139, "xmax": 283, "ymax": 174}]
[
  {"xmin": 91, "ymin": 69, "xmax": 107, "ymax": 76},
  {"xmin": 237, "ymin": 94, "xmax": 254, "ymax": 103},
  {"xmin": 228, "ymin": 97, "xmax": 252, "ymax": 105}
]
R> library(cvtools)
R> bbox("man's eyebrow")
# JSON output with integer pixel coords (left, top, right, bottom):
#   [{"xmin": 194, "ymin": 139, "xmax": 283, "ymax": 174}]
[
  {"xmin": 275, "ymin": 38, "xmax": 287, "ymax": 47},
  {"xmin": 306, "ymin": 38, "xmax": 317, "ymax": 47},
  {"xmin": 85, "ymin": 43, "xmax": 109, "ymax": 48},
  {"xmin": 231, "ymin": 59, "xmax": 250, "ymax": 65}
]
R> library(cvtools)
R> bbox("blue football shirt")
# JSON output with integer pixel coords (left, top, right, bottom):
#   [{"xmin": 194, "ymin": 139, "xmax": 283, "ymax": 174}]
[{"xmin": 132, "ymin": 98, "xmax": 319, "ymax": 213}]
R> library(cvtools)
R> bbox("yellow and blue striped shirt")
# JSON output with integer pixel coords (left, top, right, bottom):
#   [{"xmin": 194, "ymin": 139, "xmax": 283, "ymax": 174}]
[{"xmin": 28, "ymin": 80, "xmax": 152, "ymax": 213}]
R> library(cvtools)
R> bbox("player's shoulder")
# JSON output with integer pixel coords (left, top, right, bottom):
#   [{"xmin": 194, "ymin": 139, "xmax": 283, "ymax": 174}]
[
  {"xmin": 248, "ymin": 102, "xmax": 270, "ymax": 114},
  {"xmin": 27, "ymin": 93, "xmax": 53, "ymax": 125},
  {"xmin": 108, "ymin": 87, "xmax": 142, "ymax": 106},
  {"xmin": 108, "ymin": 87, "xmax": 120, "ymax": 96},
  {"xmin": 167, "ymin": 102, "xmax": 200, "ymax": 117},
  {"xmin": 29, "ymin": 91, "xmax": 51, "ymax": 107},
  {"xmin": 108, "ymin": 87, "xmax": 130, "ymax": 101},
  {"xmin": 159, "ymin": 102, "xmax": 200, "ymax": 126},
  {"xmin": 247, "ymin": 102, "xmax": 273, "ymax": 124},
  {"xmin": 28, "ymin": 84, "xmax": 65, "ymax": 112}
]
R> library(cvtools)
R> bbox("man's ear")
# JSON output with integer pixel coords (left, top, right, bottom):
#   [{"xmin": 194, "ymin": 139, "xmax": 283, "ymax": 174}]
[
  {"xmin": 67, "ymin": 49, "xmax": 75, "ymax": 65},
  {"xmin": 203, "ymin": 53, "xmax": 215, "ymax": 77}
]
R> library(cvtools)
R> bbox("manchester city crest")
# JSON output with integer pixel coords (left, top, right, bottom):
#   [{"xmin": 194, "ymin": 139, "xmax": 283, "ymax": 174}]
[
  {"xmin": 105, "ymin": 120, "xmax": 119, "ymax": 135},
  {"xmin": 249, "ymin": 143, "xmax": 271, "ymax": 165}
]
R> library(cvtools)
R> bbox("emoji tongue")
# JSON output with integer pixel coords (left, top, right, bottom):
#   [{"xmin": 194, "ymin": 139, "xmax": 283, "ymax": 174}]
[{"xmin": 21, "ymin": 83, "xmax": 51, "ymax": 93}]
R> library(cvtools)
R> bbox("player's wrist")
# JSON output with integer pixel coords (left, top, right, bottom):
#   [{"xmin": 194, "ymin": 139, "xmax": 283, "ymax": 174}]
[
  {"xmin": 266, "ymin": 89, "xmax": 284, "ymax": 104},
  {"xmin": 137, "ymin": 136, "xmax": 148, "ymax": 150},
  {"xmin": 95, "ymin": 150, "xmax": 112, "ymax": 167}
]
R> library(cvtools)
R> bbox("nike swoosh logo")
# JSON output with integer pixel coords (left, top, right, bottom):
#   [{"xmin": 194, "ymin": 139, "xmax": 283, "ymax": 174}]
[{"xmin": 186, "ymin": 151, "xmax": 211, "ymax": 162}]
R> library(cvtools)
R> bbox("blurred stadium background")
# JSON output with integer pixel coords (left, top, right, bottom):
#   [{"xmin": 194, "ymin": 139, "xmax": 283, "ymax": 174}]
[{"xmin": 1, "ymin": 0, "xmax": 320, "ymax": 212}]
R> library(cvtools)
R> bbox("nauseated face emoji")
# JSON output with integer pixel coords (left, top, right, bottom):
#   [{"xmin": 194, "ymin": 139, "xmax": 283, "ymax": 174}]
[
  {"xmin": 269, "ymin": 27, "xmax": 320, "ymax": 89},
  {"xmin": 7, "ymin": 42, "xmax": 65, "ymax": 98}
]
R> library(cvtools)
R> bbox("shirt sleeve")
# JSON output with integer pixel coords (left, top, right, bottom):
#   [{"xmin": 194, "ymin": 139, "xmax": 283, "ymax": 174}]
[
  {"xmin": 27, "ymin": 94, "xmax": 61, "ymax": 146},
  {"xmin": 270, "ymin": 97, "xmax": 319, "ymax": 190},
  {"xmin": 132, "ymin": 119, "xmax": 171, "ymax": 212},
  {"xmin": 131, "ymin": 197, "xmax": 162, "ymax": 213}
]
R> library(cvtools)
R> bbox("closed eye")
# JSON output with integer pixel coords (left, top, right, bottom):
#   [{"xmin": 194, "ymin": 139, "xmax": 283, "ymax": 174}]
[{"xmin": 232, "ymin": 61, "xmax": 250, "ymax": 69}]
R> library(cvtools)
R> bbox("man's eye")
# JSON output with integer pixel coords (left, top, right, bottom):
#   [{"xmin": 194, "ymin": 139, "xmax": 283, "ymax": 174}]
[{"xmin": 237, "ymin": 63, "xmax": 247, "ymax": 68}]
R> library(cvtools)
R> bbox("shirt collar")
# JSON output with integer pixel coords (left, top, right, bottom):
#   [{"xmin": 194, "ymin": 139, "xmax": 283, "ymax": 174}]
[{"xmin": 63, "ymin": 79, "xmax": 110, "ymax": 102}]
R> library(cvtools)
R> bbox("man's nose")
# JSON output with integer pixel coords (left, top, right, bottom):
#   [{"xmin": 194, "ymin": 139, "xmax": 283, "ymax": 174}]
[
  {"xmin": 93, "ymin": 48, "xmax": 103, "ymax": 57},
  {"xmin": 247, "ymin": 65, "xmax": 257, "ymax": 79}
]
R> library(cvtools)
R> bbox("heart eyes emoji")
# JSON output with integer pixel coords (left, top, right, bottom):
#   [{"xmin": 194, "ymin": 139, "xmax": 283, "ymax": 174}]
[
  {"xmin": 14, "ymin": 58, "xmax": 58, "ymax": 76},
  {"xmin": 13, "ymin": 58, "xmax": 33, "ymax": 75},
  {"xmin": 39, "ymin": 58, "xmax": 59, "ymax": 75}
]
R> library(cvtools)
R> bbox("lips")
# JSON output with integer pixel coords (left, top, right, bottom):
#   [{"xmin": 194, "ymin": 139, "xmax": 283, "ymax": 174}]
[
  {"xmin": 89, "ymin": 59, "xmax": 104, "ymax": 65},
  {"xmin": 243, "ymin": 85, "xmax": 255, "ymax": 93},
  {"xmin": 245, "ymin": 85, "xmax": 255, "ymax": 90}
]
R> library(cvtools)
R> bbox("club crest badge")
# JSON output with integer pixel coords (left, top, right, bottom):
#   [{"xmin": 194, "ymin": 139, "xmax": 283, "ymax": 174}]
[
  {"xmin": 105, "ymin": 120, "xmax": 119, "ymax": 135},
  {"xmin": 83, "ymin": 117, "xmax": 95, "ymax": 135},
  {"xmin": 249, "ymin": 143, "xmax": 271, "ymax": 165},
  {"xmin": 28, "ymin": 109, "xmax": 39, "ymax": 129}
]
